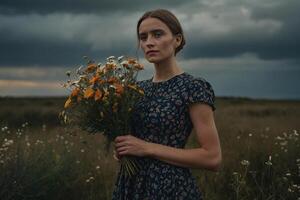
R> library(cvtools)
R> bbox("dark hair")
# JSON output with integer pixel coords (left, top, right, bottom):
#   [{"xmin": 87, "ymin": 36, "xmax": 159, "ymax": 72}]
[{"xmin": 136, "ymin": 9, "xmax": 186, "ymax": 55}]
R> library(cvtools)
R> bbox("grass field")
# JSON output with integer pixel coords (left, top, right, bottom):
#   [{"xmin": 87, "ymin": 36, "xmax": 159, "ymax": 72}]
[{"xmin": 0, "ymin": 96, "xmax": 299, "ymax": 199}]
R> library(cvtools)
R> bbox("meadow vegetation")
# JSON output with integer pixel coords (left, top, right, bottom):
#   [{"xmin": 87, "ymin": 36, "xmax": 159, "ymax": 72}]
[{"xmin": 0, "ymin": 97, "xmax": 299, "ymax": 199}]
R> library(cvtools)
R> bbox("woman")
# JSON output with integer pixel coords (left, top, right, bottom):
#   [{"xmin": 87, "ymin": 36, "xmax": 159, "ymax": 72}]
[{"xmin": 112, "ymin": 9, "xmax": 222, "ymax": 200}]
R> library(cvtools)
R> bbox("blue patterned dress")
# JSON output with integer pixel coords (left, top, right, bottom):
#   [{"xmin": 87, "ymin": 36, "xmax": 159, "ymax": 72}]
[{"xmin": 111, "ymin": 72, "xmax": 216, "ymax": 200}]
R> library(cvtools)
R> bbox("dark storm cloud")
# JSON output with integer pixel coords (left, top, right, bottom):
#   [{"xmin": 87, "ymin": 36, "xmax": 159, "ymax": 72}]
[
  {"xmin": 0, "ymin": 0, "xmax": 187, "ymax": 14},
  {"xmin": 182, "ymin": 0, "xmax": 300, "ymax": 61},
  {"xmin": 0, "ymin": 0, "xmax": 299, "ymax": 68},
  {"xmin": 0, "ymin": 36, "xmax": 135, "ymax": 67}
]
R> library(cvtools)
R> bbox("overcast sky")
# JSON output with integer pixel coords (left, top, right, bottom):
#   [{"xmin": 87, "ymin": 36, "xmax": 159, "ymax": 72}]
[{"xmin": 0, "ymin": 0, "xmax": 299, "ymax": 99}]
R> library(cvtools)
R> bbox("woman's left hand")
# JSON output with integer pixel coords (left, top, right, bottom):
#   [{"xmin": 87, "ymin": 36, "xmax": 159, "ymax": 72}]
[{"xmin": 114, "ymin": 135, "xmax": 152, "ymax": 157}]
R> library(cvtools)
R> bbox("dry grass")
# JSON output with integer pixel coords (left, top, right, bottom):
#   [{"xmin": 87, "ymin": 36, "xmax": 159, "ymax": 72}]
[{"xmin": 0, "ymin": 96, "xmax": 299, "ymax": 199}]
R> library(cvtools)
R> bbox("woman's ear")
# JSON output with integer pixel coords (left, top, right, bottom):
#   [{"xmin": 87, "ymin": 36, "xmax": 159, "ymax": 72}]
[{"xmin": 175, "ymin": 34, "xmax": 182, "ymax": 48}]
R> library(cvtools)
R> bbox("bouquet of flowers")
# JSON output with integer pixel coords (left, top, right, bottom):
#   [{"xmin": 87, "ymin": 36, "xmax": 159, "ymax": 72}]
[{"xmin": 59, "ymin": 55, "xmax": 144, "ymax": 177}]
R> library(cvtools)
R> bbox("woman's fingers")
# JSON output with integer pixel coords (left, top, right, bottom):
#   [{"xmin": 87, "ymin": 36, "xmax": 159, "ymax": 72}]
[{"xmin": 113, "ymin": 150, "xmax": 121, "ymax": 161}]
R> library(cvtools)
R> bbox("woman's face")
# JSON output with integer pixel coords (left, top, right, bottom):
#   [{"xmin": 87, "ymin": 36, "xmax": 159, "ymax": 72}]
[{"xmin": 138, "ymin": 17, "xmax": 181, "ymax": 64}]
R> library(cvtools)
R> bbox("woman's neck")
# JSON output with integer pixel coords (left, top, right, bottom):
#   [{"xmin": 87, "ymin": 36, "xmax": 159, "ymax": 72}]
[{"xmin": 152, "ymin": 57, "xmax": 184, "ymax": 82}]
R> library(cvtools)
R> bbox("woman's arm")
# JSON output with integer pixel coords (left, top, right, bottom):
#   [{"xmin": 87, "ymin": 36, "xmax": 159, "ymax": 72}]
[{"xmin": 114, "ymin": 104, "xmax": 222, "ymax": 171}]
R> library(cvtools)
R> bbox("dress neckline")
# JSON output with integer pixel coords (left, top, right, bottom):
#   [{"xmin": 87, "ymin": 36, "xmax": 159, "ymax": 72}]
[{"xmin": 150, "ymin": 72, "xmax": 186, "ymax": 85}]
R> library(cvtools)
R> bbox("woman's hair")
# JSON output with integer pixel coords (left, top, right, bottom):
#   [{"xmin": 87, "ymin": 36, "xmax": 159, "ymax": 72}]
[{"xmin": 136, "ymin": 9, "xmax": 186, "ymax": 55}]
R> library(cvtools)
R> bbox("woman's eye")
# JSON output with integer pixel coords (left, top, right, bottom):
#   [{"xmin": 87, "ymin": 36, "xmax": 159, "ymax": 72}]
[
  {"xmin": 154, "ymin": 31, "xmax": 162, "ymax": 38},
  {"xmin": 140, "ymin": 36, "xmax": 147, "ymax": 41}
]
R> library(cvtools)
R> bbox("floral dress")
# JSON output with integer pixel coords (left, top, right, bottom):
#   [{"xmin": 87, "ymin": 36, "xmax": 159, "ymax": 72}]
[{"xmin": 111, "ymin": 72, "xmax": 216, "ymax": 200}]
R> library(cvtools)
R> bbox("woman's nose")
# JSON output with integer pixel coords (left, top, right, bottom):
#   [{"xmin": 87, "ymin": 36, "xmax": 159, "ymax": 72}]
[{"xmin": 145, "ymin": 36, "xmax": 155, "ymax": 46}]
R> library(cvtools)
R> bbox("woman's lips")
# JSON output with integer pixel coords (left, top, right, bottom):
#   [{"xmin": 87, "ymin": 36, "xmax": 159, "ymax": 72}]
[{"xmin": 146, "ymin": 50, "xmax": 159, "ymax": 55}]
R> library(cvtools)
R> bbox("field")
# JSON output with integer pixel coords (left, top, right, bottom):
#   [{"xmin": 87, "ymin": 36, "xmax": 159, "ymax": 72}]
[{"xmin": 0, "ymin": 96, "xmax": 299, "ymax": 200}]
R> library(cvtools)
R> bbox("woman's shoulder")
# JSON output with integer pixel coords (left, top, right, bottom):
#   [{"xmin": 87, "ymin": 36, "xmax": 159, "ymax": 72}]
[
  {"xmin": 182, "ymin": 73, "xmax": 216, "ymax": 111},
  {"xmin": 182, "ymin": 72, "xmax": 213, "ymax": 89}
]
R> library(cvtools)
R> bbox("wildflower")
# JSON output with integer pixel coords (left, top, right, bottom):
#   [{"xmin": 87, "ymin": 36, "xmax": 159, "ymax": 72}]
[
  {"xmin": 89, "ymin": 75, "xmax": 100, "ymax": 85},
  {"xmin": 121, "ymin": 61, "xmax": 130, "ymax": 69},
  {"xmin": 81, "ymin": 149, "xmax": 85, "ymax": 153},
  {"xmin": 280, "ymin": 141, "xmax": 288, "ymax": 146},
  {"xmin": 42, "ymin": 124, "xmax": 46, "ymax": 131},
  {"xmin": 232, "ymin": 172, "xmax": 239, "ymax": 176},
  {"xmin": 86, "ymin": 63, "xmax": 97, "ymax": 72},
  {"xmin": 118, "ymin": 56, "xmax": 124, "ymax": 61},
  {"xmin": 94, "ymin": 89, "xmax": 103, "ymax": 101},
  {"xmin": 241, "ymin": 160, "xmax": 250, "ymax": 166},
  {"xmin": 107, "ymin": 77, "xmax": 118, "ymax": 84},
  {"xmin": 265, "ymin": 155, "xmax": 272, "ymax": 166},
  {"xmin": 96, "ymin": 165, "xmax": 100, "ymax": 170},
  {"xmin": 133, "ymin": 63, "xmax": 144, "ymax": 70},
  {"xmin": 71, "ymin": 87, "xmax": 80, "ymax": 97},
  {"xmin": 66, "ymin": 70, "xmax": 71, "ymax": 77},
  {"xmin": 114, "ymin": 83, "xmax": 124, "ymax": 94},
  {"xmin": 107, "ymin": 56, "xmax": 116, "ymax": 61},
  {"xmin": 84, "ymin": 88, "xmax": 95, "ymax": 99},
  {"xmin": 248, "ymin": 133, "xmax": 252, "ymax": 137},
  {"xmin": 128, "ymin": 58, "xmax": 136, "ymax": 64}
]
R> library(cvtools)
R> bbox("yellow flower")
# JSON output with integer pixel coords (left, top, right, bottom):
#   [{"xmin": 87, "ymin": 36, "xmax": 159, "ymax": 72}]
[
  {"xmin": 84, "ymin": 88, "xmax": 95, "ymax": 99},
  {"xmin": 64, "ymin": 97, "xmax": 72, "ymax": 108}
]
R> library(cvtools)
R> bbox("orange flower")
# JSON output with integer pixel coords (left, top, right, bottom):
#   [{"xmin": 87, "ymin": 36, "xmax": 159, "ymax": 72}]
[
  {"xmin": 114, "ymin": 83, "xmax": 124, "ymax": 94},
  {"xmin": 64, "ymin": 97, "xmax": 72, "ymax": 108},
  {"xmin": 128, "ymin": 58, "xmax": 136, "ymax": 64},
  {"xmin": 94, "ymin": 89, "xmax": 103, "ymax": 101},
  {"xmin": 89, "ymin": 75, "xmax": 100, "ymax": 85},
  {"xmin": 106, "ymin": 63, "xmax": 117, "ymax": 70},
  {"xmin": 86, "ymin": 63, "xmax": 97, "ymax": 72},
  {"xmin": 71, "ymin": 87, "xmax": 80, "ymax": 97},
  {"xmin": 107, "ymin": 77, "xmax": 118, "ymax": 84},
  {"xmin": 122, "ymin": 62, "xmax": 129, "ymax": 69},
  {"xmin": 84, "ymin": 88, "xmax": 95, "ymax": 99},
  {"xmin": 133, "ymin": 63, "xmax": 144, "ymax": 70}
]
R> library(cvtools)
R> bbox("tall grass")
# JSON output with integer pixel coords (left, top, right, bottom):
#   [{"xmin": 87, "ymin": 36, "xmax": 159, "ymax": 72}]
[{"xmin": 0, "ymin": 97, "xmax": 299, "ymax": 199}]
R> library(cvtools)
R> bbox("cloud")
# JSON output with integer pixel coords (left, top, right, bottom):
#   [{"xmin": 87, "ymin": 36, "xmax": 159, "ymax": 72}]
[
  {"xmin": 0, "ymin": 0, "xmax": 299, "ymax": 68},
  {"xmin": 0, "ymin": 0, "xmax": 188, "ymax": 14}
]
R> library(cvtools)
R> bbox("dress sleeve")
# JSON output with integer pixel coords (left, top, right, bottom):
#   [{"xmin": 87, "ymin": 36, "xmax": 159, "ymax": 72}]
[{"xmin": 187, "ymin": 78, "xmax": 216, "ymax": 111}]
